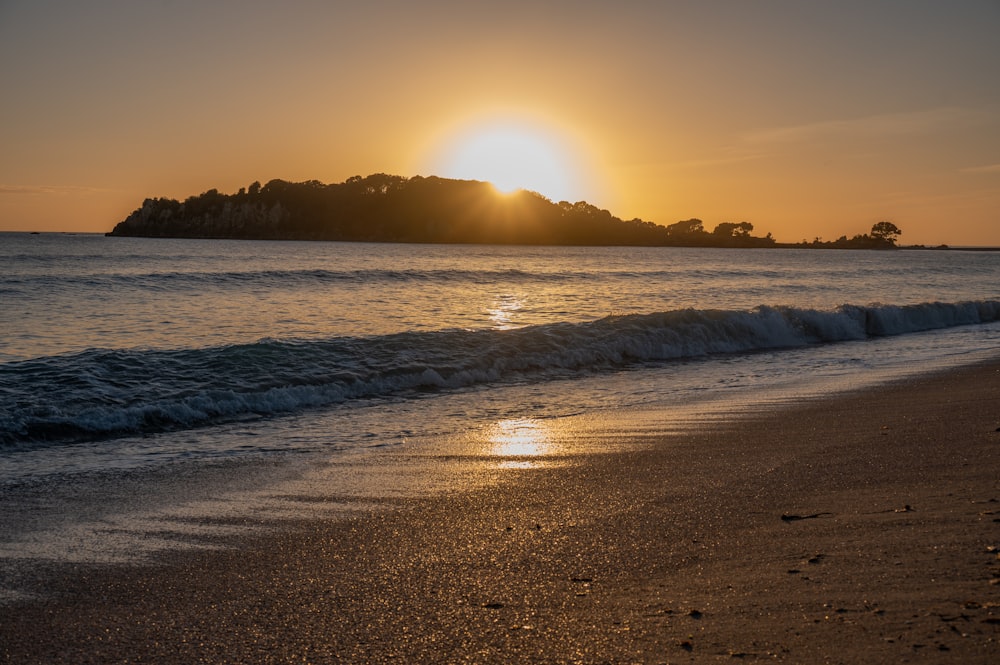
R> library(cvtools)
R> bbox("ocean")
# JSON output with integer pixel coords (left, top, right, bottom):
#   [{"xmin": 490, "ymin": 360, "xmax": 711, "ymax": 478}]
[{"xmin": 2, "ymin": 232, "xmax": 999, "ymax": 578}]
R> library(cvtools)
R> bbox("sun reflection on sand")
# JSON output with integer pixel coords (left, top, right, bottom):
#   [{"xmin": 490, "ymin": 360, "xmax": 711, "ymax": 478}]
[{"xmin": 488, "ymin": 418, "xmax": 553, "ymax": 468}]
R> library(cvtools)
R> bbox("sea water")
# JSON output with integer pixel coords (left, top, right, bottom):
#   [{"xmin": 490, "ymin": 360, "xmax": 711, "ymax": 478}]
[{"xmin": 1, "ymin": 233, "xmax": 999, "ymax": 574}]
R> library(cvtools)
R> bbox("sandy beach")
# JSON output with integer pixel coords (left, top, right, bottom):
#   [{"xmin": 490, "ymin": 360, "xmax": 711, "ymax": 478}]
[{"xmin": 2, "ymin": 359, "xmax": 999, "ymax": 663}]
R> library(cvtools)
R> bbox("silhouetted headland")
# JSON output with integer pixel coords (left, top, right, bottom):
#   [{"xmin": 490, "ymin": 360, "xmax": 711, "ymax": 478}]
[{"xmin": 107, "ymin": 174, "xmax": 906, "ymax": 249}]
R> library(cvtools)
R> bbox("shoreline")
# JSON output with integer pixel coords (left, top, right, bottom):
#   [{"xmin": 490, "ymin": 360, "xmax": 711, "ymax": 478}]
[
  {"xmin": 10, "ymin": 231, "xmax": 1000, "ymax": 250},
  {"xmin": 2, "ymin": 359, "xmax": 999, "ymax": 662}
]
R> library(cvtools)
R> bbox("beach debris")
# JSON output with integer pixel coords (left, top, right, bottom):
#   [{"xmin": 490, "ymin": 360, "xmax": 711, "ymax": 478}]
[
  {"xmin": 894, "ymin": 504, "xmax": 914, "ymax": 513},
  {"xmin": 482, "ymin": 602, "xmax": 504, "ymax": 609},
  {"xmin": 570, "ymin": 577, "xmax": 592, "ymax": 596},
  {"xmin": 677, "ymin": 640, "xmax": 693, "ymax": 652},
  {"xmin": 780, "ymin": 512, "xmax": 833, "ymax": 522}
]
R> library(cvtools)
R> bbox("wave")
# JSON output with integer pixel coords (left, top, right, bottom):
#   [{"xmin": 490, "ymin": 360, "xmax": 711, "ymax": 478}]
[
  {"xmin": 1, "ymin": 265, "xmax": 804, "ymax": 293},
  {"xmin": 2, "ymin": 267, "xmax": 570, "ymax": 293},
  {"xmin": 2, "ymin": 299, "xmax": 998, "ymax": 447}
]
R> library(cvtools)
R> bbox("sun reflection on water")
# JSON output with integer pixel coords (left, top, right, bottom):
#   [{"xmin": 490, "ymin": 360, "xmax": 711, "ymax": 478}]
[
  {"xmin": 487, "ymin": 294, "xmax": 524, "ymax": 329},
  {"xmin": 488, "ymin": 418, "xmax": 553, "ymax": 468}
]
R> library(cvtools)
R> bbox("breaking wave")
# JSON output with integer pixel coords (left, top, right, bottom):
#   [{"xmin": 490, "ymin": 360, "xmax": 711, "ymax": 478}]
[{"xmin": 2, "ymin": 299, "xmax": 998, "ymax": 447}]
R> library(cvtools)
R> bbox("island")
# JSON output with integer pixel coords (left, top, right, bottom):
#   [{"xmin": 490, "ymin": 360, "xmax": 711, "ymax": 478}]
[{"xmin": 107, "ymin": 173, "xmax": 903, "ymax": 249}]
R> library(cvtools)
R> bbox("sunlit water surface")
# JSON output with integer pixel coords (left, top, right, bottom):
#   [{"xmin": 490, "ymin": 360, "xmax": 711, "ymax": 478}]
[{"xmin": 1, "ymin": 233, "xmax": 999, "ymax": 582}]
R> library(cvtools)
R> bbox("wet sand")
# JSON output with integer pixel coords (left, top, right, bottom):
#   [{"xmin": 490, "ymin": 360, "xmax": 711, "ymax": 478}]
[{"xmin": 2, "ymin": 360, "xmax": 999, "ymax": 663}]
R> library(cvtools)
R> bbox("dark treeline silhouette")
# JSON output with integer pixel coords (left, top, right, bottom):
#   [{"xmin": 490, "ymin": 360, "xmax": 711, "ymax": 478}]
[
  {"xmin": 793, "ymin": 220, "xmax": 907, "ymax": 249},
  {"xmin": 108, "ymin": 174, "xmax": 906, "ymax": 249},
  {"xmin": 107, "ymin": 174, "xmax": 778, "ymax": 247}
]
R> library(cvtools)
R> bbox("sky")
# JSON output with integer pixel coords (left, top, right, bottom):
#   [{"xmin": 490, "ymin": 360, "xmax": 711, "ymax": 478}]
[{"xmin": 1, "ymin": 0, "xmax": 998, "ymax": 245}]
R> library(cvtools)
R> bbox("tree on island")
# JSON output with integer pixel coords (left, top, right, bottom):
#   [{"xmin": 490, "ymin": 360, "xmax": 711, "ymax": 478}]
[
  {"xmin": 667, "ymin": 218, "xmax": 705, "ymax": 235},
  {"xmin": 659, "ymin": 219, "xmax": 765, "ymax": 247},
  {"xmin": 840, "ymin": 221, "xmax": 902, "ymax": 249},
  {"xmin": 870, "ymin": 221, "xmax": 902, "ymax": 246},
  {"xmin": 713, "ymin": 221, "xmax": 754, "ymax": 238},
  {"xmin": 797, "ymin": 221, "xmax": 904, "ymax": 249}
]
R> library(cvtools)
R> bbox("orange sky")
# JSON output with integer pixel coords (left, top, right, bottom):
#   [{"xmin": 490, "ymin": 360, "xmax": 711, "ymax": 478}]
[{"xmin": 1, "ymin": 1, "xmax": 998, "ymax": 245}]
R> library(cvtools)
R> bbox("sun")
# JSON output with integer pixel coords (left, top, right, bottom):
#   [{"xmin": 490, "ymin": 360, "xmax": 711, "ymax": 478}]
[{"xmin": 430, "ymin": 118, "xmax": 586, "ymax": 203}]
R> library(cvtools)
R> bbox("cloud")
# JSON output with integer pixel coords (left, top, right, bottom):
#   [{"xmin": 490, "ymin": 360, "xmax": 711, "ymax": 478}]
[
  {"xmin": 0, "ymin": 184, "xmax": 110, "ymax": 195},
  {"xmin": 743, "ymin": 107, "xmax": 986, "ymax": 145},
  {"xmin": 960, "ymin": 164, "xmax": 1000, "ymax": 174}
]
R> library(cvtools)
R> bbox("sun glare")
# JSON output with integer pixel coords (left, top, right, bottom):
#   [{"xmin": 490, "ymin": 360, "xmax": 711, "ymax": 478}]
[{"xmin": 432, "ymin": 119, "xmax": 585, "ymax": 203}]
